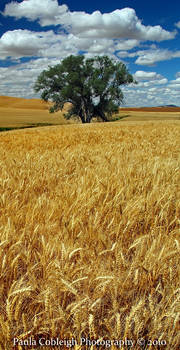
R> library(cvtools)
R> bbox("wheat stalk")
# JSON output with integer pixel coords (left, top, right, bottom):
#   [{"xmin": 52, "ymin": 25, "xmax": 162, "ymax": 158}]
[{"xmin": 0, "ymin": 121, "xmax": 179, "ymax": 347}]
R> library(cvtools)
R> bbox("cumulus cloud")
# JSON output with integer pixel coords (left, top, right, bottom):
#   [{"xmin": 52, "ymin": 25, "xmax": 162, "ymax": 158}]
[
  {"xmin": 175, "ymin": 21, "xmax": 180, "ymax": 29},
  {"xmin": 169, "ymin": 77, "xmax": 180, "ymax": 84},
  {"xmin": 133, "ymin": 71, "xmax": 168, "ymax": 89},
  {"xmin": 67, "ymin": 34, "xmax": 116, "ymax": 55},
  {"xmin": 1, "ymin": 1, "xmax": 179, "ymax": 106},
  {"xmin": 168, "ymin": 84, "xmax": 180, "ymax": 90},
  {"xmin": 0, "ymin": 57, "xmax": 63, "ymax": 97},
  {"xmin": 0, "ymin": 29, "xmax": 140, "ymax": 60},
  {"xmin": 131, "ymin": 49, "xmax": 180, "ymax": 65},
  {"xmin": 3, "ymin": 1, "xmax": 175, "ymax": 41},
  {"xmin": 120, "ymin": 70, "xmax": 179, "ymax": 107},
  {"xmin": 0, "ymin": 29, "xmax": 51, "ymax": 58},
  {"xmin": 3, "ymin": 0, "xmax": 68, "ymax": 26},
  {"xmin": 134, "ymin": 79, "xmax": 168, "ymax": 88},
  {"xmin": 134, "ymin": 70, "xmax": 163, "ymax": 81},
  {"xmin": 121, "ymin": 81, "xmax": 180, "ymax": 107},
  {"xmin": 69, "ymin": 8, "xmax": 175, "ymax": 41},
  {"xmin": 168, "ymin": 76, "xmax": 180, "ymax": 90},
  {"xmin": 115, "ymin": 39, "xmax": 140, "ymax": 50},
  {"xmin": 0, "ymin": 29, "xmax": 80, "ymax": 59}
]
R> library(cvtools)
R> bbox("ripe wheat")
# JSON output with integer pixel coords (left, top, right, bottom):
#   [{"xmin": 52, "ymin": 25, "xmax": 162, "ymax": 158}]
[{"xmin": 0, "ymin": 120, "xmax": 179, "ymax": 349}]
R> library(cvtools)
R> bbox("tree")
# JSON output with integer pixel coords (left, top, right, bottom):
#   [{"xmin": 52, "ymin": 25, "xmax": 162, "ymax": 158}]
[{"xmin": 34, "ymin": 55, "xmax": 136, "ymax": 123}]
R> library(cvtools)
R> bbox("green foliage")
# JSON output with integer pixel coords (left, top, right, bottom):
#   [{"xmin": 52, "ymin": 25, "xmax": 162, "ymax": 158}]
[{"xmin": 34, "ymin": 55, "xmax": 136, "ymax": 123}]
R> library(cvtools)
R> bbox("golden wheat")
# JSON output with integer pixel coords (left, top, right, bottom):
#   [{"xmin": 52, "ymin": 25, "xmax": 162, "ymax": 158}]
[{"xmin": 0, "ymin": 120, "xmax": 179, "ymax": 349}]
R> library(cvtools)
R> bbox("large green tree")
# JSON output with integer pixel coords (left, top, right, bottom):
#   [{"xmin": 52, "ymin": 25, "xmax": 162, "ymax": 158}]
[{"xmin": 34, "ymin": 55, "xmax": 136, "ymax": 123}]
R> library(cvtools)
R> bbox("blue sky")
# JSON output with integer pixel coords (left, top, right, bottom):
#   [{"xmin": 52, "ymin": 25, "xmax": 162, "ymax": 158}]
[{"xmin": 0, "ymin": 0, "xmax": 180, "ymax": 106}]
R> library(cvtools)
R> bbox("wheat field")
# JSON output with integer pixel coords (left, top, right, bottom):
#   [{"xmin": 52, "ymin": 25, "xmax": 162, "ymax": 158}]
[
  {"xmin": 0, "ymin": 120, "xmax": 180, "ymax": 349},
  {"xmin": 0, "ymin": 96, "xmax": 70, "ymax": 128},
  {"xmin": 0, "ymin": 96, "xmax": 180, "ymax": 129}
]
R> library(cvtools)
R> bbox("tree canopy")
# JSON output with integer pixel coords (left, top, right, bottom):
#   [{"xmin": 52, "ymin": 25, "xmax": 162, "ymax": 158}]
[{"xmin": 34, "ymin": 55, "xmax": 136, "ymax": 123}]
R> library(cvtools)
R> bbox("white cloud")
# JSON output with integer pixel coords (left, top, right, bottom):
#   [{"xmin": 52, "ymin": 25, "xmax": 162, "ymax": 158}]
[
  {"xmin": 134, "ymin": 70, "xmax": 163, "ymax": 81},
  {"xmin": 168, "ymin": 84, "xmax": 180, "ymax": 89},
  {"xmin": 0, "ymin": 1, "xmax": 179, "ymax": 106},
  {"xmin": 0, "ymin": 29, "xmax": 80, "ymax": 59},
  {"xmin": 168, "ymin": 76, "xmax": 180, "ymax": 90},
  {"xmin": 121, "ymin": 71, "xmax": 180, "ymax": 107},
  {"xmin": 147, "ymin": 94, "xmax": 154, "ymax": 100},
  {"xmin": 115, "ymin": 39, "xmax": 140, "ymax": 50},
  {"xmin": 3, "ymin": 1, "xmax": 175, "ymax": 41},
  {"xmin": 148, "ymin": 87, "xmax": 157, "ymax": 92},
  {"xmin": 0, "ymin": 57, "xmax": 63, "ymax": 97},
  {"xmin": 0, "ymin": 29, "xmax": 50, "ymax": 58},
  {"xmin": 0, "ymin": 29, "xmax": 142, "ymax": 60},
  {"xmin": 131, "ymin": 49, "xmax": 180, "ymax": 65},
  {"xmin": 133, "ymin": 71, "xmax": 168, "ymax": 89},
  {"xmin": 175, "ymin": 21, "xmax": 180, "ymax": 29},
  {"xmin": 156, "ymin": 78, "xmax": 168, "ymax": 85},
  {"xmin": 3, "ymin": 0, "xmax": 68, "ymax": 26},
  {"xmin": 169, "ymin": 77, "xmax": 180, "ymax": 84},
  {"xmin": 65, "ymin": 8, "xmax": 163, "ymax": 40},
  {"xmin": 134, "ymin": 79, "xmax": 168, "ymax": 88},
  {"xmin": 66, "ymin": 34, "xmax": 115, "ymax": 55},
  {"xmin": 121, "ymin": 82, "xmax": 180, "ymax": 106}
]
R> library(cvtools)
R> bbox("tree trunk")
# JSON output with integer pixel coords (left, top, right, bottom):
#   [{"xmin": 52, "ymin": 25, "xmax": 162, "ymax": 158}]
[
  {"xmin": 80, "ymin": 99, "xmax": 92, "ymax": 123},
  {"xmin": 81, "ymin": 99, "xmax": 88, "ymax": 123},
  {"xmin": 100, "ymin": 110, "xmax": 108, "ymax": 122},
  {"xmin": 94, "ymin": 107, "xmax": 108, "ymax": 122},
  {"xmin": 79, "ymin": 108, "xmax": 85, "ymax": 123},
  {"xmin": 86, "ymin": 113, "xmax": 92, "ymax": 123}
]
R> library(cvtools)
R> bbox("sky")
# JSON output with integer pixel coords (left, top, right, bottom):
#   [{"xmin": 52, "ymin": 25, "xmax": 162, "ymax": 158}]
[{"xmin": 0, "ymin": 0, "xmax": 180, "ymax": 106}]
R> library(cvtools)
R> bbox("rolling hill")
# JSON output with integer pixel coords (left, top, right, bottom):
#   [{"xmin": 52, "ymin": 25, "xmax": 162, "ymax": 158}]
[{"xmin": 0, "ymin": 96, "xmax": 180, "ymax": 129}]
